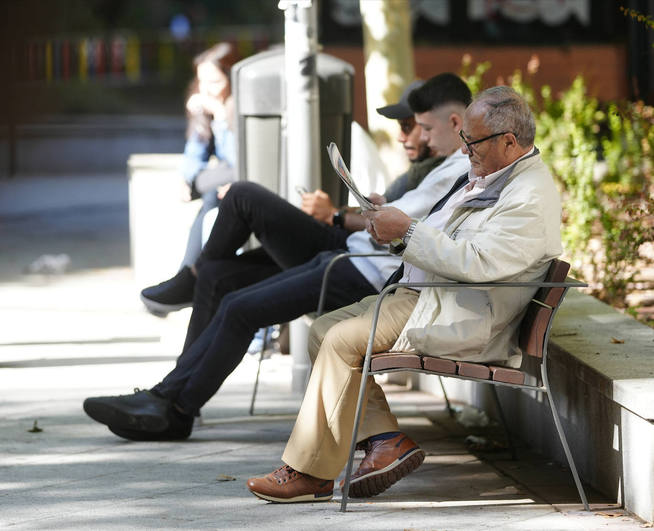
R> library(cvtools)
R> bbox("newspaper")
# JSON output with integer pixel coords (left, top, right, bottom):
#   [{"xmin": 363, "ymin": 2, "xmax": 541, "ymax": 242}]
[{"xmin": 326, "ymin": 142, "xmax": 378, "ymax": 211}]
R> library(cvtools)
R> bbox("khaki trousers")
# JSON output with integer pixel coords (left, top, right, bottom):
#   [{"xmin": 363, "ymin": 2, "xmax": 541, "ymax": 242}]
[{"xmin": 282, "ymin": 288, "xmax": 419, "ymax": 480}]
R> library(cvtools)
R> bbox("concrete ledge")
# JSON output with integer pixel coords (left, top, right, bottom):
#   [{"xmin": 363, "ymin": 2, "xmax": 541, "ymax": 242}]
[
  {"xmin": 548, "ymin": 291, "xmax": 654, "ymax": 522},
  {"xmin": 552, "ymin": 290, "xmax": 654, "ymax": 421},
  {"xmin": 418, "ymin": 290, "xmax": 654, "ymax": 522},
  {"xmin": 128, "ymin": 153, "xmax": 199, "ymax": 288}
]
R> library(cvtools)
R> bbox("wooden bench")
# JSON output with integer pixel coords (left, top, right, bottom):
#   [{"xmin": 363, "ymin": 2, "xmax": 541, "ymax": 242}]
[{"xmin": 339, "ymin": 258, "xmax": 591, "ymax": 512}]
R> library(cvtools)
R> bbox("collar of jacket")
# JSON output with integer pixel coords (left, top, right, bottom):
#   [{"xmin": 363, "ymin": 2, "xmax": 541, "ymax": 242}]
[{"xmin": 460, "ymin": 147, "xmax": 540, "ymax": 209}]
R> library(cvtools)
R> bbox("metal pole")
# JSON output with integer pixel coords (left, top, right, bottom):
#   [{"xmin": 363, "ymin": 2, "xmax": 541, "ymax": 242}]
[
  {"xmin": 278, "ymin": 0, "xmax": 321, "ymax": 204},
  {"xmin": 278, "ymin": 0, "xmax": 321, "ymax": 393}
]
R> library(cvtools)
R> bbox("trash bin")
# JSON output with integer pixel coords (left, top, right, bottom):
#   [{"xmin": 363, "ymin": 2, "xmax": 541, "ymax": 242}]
[
  {"xmin": 232, "ymin": 47, "xmax": 353, "ymax": 203},
  {"xmin": 232, "ymin": 48, "xmax": 354, "ymax": 393}
]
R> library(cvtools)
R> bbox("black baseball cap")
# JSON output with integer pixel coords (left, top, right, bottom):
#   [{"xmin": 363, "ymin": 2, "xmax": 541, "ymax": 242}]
[{"xmin": 376, "ymin": 80, "xmax": 424, "ymax": 120}]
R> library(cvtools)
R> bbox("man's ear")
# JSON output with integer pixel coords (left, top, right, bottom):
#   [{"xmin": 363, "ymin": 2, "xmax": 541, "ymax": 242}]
[
  {"xmin": 450, "ymin": 112, "xmax": 463, "ymax": 131},
  {"xmin": 504, "ymin": 132, "xmax": 518, "ymax": 150}
]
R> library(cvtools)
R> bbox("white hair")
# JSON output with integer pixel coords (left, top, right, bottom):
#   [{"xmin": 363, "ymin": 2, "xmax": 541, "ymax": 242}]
[{"xmin": 473, "ymin": 86, "xmax": 535, "ymax": 147}]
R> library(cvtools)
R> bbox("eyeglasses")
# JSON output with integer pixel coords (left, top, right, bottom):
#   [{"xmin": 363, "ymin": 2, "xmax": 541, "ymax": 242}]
[
  {"xmin": 459, "ymin": 130, "xmax": 514, "ymax": 152},
  {"xmin": 399, "ymin": 118, "xmax": 416, "ymax": 135}
]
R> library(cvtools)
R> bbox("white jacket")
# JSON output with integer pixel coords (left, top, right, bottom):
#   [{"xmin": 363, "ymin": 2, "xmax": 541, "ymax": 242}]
[{"xmin": 392, "ymin": 149, "xmax": 562, "ymax": 367}]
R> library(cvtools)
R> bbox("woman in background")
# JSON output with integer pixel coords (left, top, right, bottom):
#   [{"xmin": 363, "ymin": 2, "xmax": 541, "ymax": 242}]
[{"xmin": 141, "ymin": 42, "xmax": 237, "ymax": 316}]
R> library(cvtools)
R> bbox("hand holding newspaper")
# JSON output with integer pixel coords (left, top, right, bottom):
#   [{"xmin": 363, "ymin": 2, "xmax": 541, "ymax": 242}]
[
  {"xmin": 328, "ymin": 142, "xmax": 410, "ymax": 254},
  {"xmin": 326, "ymin": 142, "xmax": 378, "ymax": 211}
]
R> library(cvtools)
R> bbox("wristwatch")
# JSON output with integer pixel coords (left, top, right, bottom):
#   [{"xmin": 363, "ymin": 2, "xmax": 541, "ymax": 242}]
[
  {"xmin": 332, "ymin": 208, "xmax": 346, "ymax": 228},
  {"xmin": 402, "ymin": 220, "xmax": 418, "ymax": 246},
  {"xmin": 389, "ymin": 220, "xmax": 418, "ymax": 255}
]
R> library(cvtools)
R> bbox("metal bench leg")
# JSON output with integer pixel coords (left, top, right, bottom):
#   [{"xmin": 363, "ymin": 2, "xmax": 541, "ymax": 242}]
[
  {"xmin": 490, "ymin": 386, "xmax": 517, "ymax": 460},
  {"xmin": 249, "ymin": 327, "xmax": 271, "ymax": 416},
  {"xmin": 438, "ymin": 376, "xmax": 454, "ymax": 417},
  {"xmin": 541, "ymin": 364, "xmax": 590, "ymax": 511},
  {"xmin": 340, "ymin": 363, "xmax": 370, "ymax": 512}
]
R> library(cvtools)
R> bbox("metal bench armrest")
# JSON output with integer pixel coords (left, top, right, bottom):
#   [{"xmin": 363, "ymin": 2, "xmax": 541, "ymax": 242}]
[{"xmin": 316, "ymin": 252, "xmax": 392, "ymax": 316}]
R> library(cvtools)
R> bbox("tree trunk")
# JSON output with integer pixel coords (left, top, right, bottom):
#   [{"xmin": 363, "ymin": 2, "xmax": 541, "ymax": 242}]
[{"xmin": 360, "ymin": 0, "xmax": 414, "ymax": 183}]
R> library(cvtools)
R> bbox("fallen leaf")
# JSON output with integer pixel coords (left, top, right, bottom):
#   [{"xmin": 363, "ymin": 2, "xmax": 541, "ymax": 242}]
[
  {"xmin": 610, "ymin": 337, "xmax": 625, "ymax": 344},
  {"xmin": 597, "ymin": 512, "xmax": 623, "ymax": 518},
  {"xmin": 27, "ymin": 420, "xmax": 43, "ymax": 433},
  {"xmin": 216, "ymin": 474, "xmax": 236, "ymax": 482}
]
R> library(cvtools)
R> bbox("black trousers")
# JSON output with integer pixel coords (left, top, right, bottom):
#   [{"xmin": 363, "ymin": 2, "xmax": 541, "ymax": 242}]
[{"xmin": 180, "ymin": 181, "xmax": 350, "ymax": 349}]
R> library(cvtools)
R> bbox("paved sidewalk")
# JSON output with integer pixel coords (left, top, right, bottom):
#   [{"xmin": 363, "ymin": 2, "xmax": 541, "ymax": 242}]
[{"xmin": 0, "ymin": 175, "xmax": 647, "ymax": 529}]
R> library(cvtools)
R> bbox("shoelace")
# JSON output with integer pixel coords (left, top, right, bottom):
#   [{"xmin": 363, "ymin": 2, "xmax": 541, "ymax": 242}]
[{"xmin": 272, "ymin": 465, "xmax": 298, "ymax": 484}]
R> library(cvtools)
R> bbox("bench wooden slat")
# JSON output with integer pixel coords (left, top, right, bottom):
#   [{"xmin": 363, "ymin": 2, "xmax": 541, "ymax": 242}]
[
  {"xmin": 370, "ymin": 352, "xmax": 422, "ymax": 372},
  {"xmin": 457, "ymin": 361, "xmax": 490, "ymax": 380},
  {"xmin": 490, "ymin": 365, "xmax": 526, "ymax": 385},
  {"xmin": 519, "ymin": 305, "xmax": 552, "ymax": 358},
  {"xmin": 538, "ymin": 260, "xmax": 570, "ymax": 307},
  {"xmin": 422, "ymin": 356, "xmax": 457, "ymax": 374}
]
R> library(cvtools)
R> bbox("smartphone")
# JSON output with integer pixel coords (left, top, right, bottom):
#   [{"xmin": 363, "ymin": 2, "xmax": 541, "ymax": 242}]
[{"xmin": 295, "ymin": 185, "xmax": 309, "ymax": 196}]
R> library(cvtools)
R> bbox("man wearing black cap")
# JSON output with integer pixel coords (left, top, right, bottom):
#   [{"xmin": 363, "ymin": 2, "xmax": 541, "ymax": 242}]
[
  {"xmin": 139, "ymin": 80, "xmax": 439, "ymax": 321},
  {"xmin": 83, "ymin": 75, "xmax": 471, "ymax": 442}
]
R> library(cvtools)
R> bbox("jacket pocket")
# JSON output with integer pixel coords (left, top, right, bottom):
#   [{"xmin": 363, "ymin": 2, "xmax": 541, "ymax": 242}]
[{"xmin": 407, "ymin": 288, "xmax": 492, "ymax": 357}]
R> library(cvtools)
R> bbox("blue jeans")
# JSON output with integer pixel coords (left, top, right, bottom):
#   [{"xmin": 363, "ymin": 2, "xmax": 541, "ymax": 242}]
[
  {"xmin": 153, "ymin": 250, "xmax": 376, "ymax": 415},
  {"xmin": 183, "ymin": 248, "xmax": 280, "ymax": 352}
]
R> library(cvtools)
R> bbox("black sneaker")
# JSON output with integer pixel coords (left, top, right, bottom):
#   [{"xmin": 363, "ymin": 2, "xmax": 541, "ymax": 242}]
[
  {"xmin": 83, "ymin": 389, "xmax": 172, "ymax": 433},
  {"xmin": 140, "ymin": 266, "xmax": 195, "ymax": 316},
  {"xmin": 107, "ymin": 409, "xmax": 193, "ymax": 441}
]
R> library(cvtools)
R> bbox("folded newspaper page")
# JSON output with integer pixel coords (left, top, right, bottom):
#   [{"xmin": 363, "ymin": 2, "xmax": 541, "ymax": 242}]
[{"xmin": 327, "ymin": 142, "xmax": 378, "ymax": 211}]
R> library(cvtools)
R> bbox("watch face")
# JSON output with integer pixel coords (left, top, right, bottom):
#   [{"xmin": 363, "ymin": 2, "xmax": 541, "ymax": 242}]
[{"xmin": 389, "ymin": 240, "xmax": 406, "ymax": 254}]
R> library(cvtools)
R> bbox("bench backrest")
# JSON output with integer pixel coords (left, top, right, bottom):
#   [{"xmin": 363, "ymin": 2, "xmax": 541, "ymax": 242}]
[{"xmin": 518, "ymin": 259, "xmax": 570, "ymax": 359}]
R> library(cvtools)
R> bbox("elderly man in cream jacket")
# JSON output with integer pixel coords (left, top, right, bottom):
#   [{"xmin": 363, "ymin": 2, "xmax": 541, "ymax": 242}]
[{"xmin": 247, "ymin": 86, "xmax": 563, "ymax": 504}]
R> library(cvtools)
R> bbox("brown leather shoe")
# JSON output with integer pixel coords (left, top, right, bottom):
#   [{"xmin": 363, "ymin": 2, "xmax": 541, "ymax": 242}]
[
  {"xmin": 342, "ymin": 433, "xmax": 425, "ymax": 498},
  {"xmin": 247, "ymin": 465, "xmax": 334, "ymax": 503}
]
